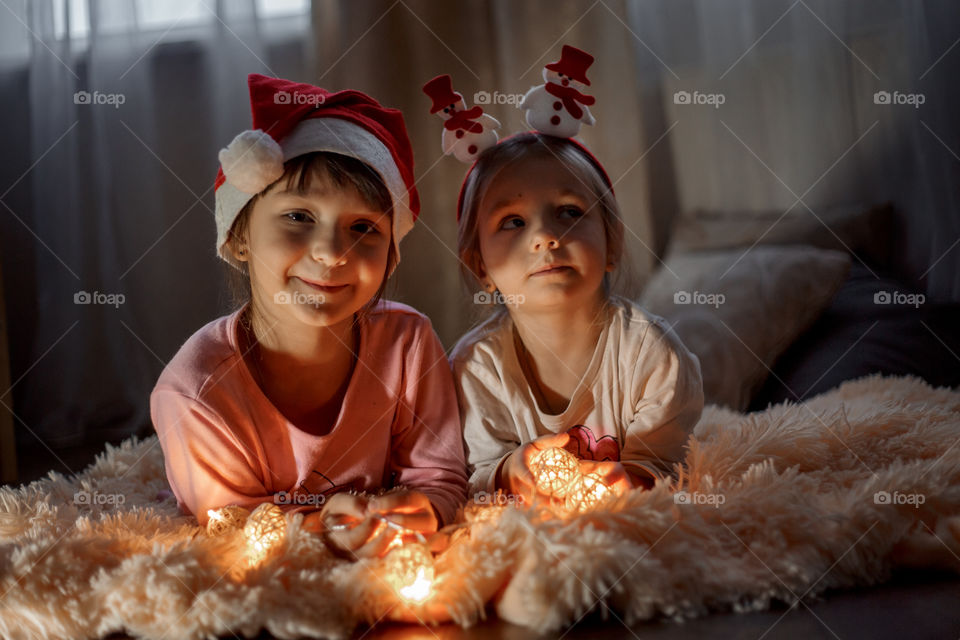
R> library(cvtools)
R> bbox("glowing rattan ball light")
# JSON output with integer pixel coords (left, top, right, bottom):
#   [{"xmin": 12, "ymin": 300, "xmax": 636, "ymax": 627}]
[
  {"xmin": 564, "ymin": 472, "xmax": 614, "ymax": 513},
  {"xmin": 206, "ymin": 505, "xmax": 251, "ymax": 536},
  {"xmin": 243, "ymin": 503, "xmax": 287, "ymax": 565},
  {"xmin": 384, "ymin": 541, "xmax": 435, "ymax": 603},
  {"xmin": 529, "ymin": 447, "xmax": 621, "ymax": 514},
  {"xmin": 532, "ymin": 446, "xmax": 581, "ymax": 498}
]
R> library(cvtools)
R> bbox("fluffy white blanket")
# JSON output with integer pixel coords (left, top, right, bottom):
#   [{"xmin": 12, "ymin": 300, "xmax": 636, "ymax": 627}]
[{"xmin": 1, "ymin": 374, "xmax": 959, "ymax": 639}]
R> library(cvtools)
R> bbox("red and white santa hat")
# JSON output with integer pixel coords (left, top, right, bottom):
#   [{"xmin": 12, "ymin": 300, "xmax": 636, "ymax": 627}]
[{"xmin": 214, "ymin": 73, "xmax": 420, "ymax": 271}]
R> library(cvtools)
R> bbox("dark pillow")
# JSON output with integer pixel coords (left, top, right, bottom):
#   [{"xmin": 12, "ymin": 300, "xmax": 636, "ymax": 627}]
[{"xmin": 749, "ymin": 263, "xmax": 960, "ymax": 410}]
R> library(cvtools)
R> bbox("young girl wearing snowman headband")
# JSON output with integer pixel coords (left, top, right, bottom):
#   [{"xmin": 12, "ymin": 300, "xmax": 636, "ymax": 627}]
[
  {"xmin": 151, "ymin": 74, "xmax": 467, "ymax": 558},
  {"xmin": 425, "ymin": 46, "xmax": 705, "ymax": 503}
]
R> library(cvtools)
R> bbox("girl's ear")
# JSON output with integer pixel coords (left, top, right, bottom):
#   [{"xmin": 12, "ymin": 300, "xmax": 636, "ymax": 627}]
[
  {"xmin": 606, "ymin": 245, "xmax": 617, "ymax": 272},
  {"xmin": 226, "ymin": 233, "xmax": 249, "ymax": 263},
  {"xmin": 475, "ymin": 259, "xmax": 495, "ymax": 292}
]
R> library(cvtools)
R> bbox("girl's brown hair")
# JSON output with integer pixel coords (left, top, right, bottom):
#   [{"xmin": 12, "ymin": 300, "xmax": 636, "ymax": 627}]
[
  {"xmin": 223, "ymin": 151, "xmax": 395, "ymax": 320},
  {"xmin": 457, "ymin": 133, "xmax": 627, "ymax": 297}
]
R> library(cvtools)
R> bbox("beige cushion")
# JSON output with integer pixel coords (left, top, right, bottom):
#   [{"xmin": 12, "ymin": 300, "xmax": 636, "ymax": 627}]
[
  {"xmin": 669, "ymin": 202, "xmax": 893, "ymax": 269},
  {"xmin": 640, "ymin": 245, "xmax": 851, "ymax": 411}
]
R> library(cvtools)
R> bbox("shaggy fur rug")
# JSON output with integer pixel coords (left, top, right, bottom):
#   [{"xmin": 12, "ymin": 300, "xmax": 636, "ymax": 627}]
[{"xmin": 2, "ymin": 374, "xmax": 959, "ymax": 639}]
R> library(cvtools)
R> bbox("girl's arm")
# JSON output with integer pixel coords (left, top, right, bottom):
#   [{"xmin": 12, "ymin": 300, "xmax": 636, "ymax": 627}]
[
  {"xmin": 454, "ymin": 354, "xmax": 523, "ymax": 496},
  {"xmin": 390, "ymin": 322, "xmax": 469, "ymax": 527},
  {"xmin": 151, "ymin": 389, "xmax": 278, "ymax": 526},
  {"xmin": 620, "ymin": 318, "xmax": 705, "ymax": 484}
]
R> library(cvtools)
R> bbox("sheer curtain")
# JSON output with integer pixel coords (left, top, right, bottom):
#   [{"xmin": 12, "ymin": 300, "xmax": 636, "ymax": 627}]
[
  {"xmin": 2, "ymin": 0, "xmax": 957, "ymax": 453},
  {"xmin": 0, "ymin": 0, "xmax": 312, "ymax": 448},
  {"xmin": 625, "ymin": 0, "xmax": 960, "ymax": 299}
]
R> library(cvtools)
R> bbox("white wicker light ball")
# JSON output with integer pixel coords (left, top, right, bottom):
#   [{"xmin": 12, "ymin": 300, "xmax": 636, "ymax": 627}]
[
  {"xmin": 564, "ymin": 472, "xmax": 614, "ymax": 513},
  {"xmin": 384, "ymin": 542, "xmax": 435, "ymax": 603},
  {"xmin": 243, "ymin": 503, "xmax": 287, "ymax": 565},
  {"xmin": 532, "ymin": 447, "xmax": 581, "ymax": 498},
  {"xmin": 205, "ymin": 505, "xmax": 251, "ymax": 536}
]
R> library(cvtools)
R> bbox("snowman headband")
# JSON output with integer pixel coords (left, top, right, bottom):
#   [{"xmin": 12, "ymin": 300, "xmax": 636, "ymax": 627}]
[{"xmin": 421, "ymin": 45, "xmax": 613, "ymax": 222}]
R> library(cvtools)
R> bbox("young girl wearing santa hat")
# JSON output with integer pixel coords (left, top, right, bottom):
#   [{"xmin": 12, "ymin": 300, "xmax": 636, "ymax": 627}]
[{"xmin": 151, "ymin": 74, "xmax": 467, "ymax": 557}]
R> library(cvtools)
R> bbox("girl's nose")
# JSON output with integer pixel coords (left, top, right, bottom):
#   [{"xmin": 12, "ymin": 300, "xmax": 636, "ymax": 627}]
[
  {"xmin": 530, "ymin": 220, "xmax": 561, "ymax": 251},
  {"xmin": 311, "ymin": 232, "xmax": 347, "ymax": 266}
]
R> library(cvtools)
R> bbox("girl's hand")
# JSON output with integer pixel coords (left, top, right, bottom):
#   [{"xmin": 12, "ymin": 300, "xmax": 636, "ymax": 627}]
[
  {"xmin": 317, "ymin": 492, "xmax": 381, "ymax": 558},
  {"xmin": 497, "ymin": 432, "xmax": 571, "ymax": 502},
  {"xmin": 316, "ymin": 490, "xmax": 439, "ymax": 559},
  {"xmin": 366, "ymin": 490, "xmax": 439, "ymax": 536},
  {"xmin": 626, "ymin": 469, "xmax": 656, "ymax": 491},
  {"xmin": 578, "ymin": 459, "xmax": 633, "ymax": 496}
]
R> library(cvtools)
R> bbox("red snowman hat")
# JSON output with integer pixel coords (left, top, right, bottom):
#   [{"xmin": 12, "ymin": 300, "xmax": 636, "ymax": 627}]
[
  {"xmin": 422, "ymin": 74, "xmax": 463, "ymax": 113},
  {"xmin": 214, "ymin": 73, "xmax": 419, "ymax": 271},
  {"xmin": 544, "ymin": 45, "xmax": 594, "ymax": 86}
]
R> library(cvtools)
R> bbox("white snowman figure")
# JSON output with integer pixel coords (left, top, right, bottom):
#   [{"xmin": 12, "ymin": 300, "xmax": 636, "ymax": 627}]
[
  {"xmin": 423, "ymin": 74, "xmax": 500, "ymax": 163},
  {"xmin": 520, "ymin": 45, "xmax": 596, "ymax": 138}
]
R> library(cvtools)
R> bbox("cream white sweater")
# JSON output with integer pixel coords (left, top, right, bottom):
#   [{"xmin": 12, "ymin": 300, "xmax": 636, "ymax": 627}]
[{"xmin": 451, "ymin": 296, "xmax": 704, "ymax": 495}]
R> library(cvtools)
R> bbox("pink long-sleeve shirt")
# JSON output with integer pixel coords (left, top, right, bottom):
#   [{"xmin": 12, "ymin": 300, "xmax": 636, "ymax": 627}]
[{"xmin": 150, "ymin": 301, "xmax": 468, "ymax": 526}]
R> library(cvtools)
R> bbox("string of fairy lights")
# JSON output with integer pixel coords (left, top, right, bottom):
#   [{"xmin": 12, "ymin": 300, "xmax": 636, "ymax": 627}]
[{"xmin": 206, "ymin": 446, "xmax": 621, "ymax": 605}]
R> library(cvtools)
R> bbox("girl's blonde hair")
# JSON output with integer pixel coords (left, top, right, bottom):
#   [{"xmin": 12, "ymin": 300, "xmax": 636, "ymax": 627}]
[
  {"xmin": 457, "ymin": 133, "xmax": 626, "ymax": 296},
  {"xmin": 223, "ymin": 151, "xmax": 395, "ymax": 319}
]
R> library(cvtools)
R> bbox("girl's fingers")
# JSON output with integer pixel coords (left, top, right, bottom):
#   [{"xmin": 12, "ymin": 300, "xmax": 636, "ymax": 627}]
[
  {"xmin": 367, "ymin": 492, "xmax": 439, "ymax": 533},
  {"xmin": 322, "ymin": 492, "xmax": 368, "ymax": 521},
  {"xmin": 580, "ymin": 461, "xmax": 632, "ymax": 495},
  {"xmin": 427, "ymin": 530, "xmax": 451, "ymax": 554},
  {"xmin": 533, "ymin": 431, "xmax": 571, "ymax": 452},
  {"xmin": 323, "ymin": 514, "xmax": 380, "ymax": 555},
  {"xmin": 353, "ymin": 521, "xmax": 400, "ymax": 559},
  {"xmin": 367, "ymin": 491, "xmax": 430, "ymax": 515},
  {"xmin": 379, "ymin": 511, "xmax": 438, "ymax": 534}
]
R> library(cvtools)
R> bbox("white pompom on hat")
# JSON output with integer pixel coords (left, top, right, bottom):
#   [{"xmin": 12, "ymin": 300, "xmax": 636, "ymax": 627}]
[{"xmin": 217, "ymin": 129, "xmax": 284, "ymax": 195}]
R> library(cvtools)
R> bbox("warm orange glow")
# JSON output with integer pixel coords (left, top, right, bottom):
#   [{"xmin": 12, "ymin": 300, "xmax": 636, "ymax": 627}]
[
  {"xmin": 565, "ymin": 472, "xmax": 614, "ymax": 513},
  {"xmin": 385, "ymin": 542, "xmax": 435, "ymax": 603},
  {"xmin": 206, "ymin": 505, "xmax": 251, "ymax": 536},
  {"xmin": 531, "ymin": 448, "xmax": 620, "ymax": 515},
  {"xmin": 243, "ymin": 503, "xmax": 287, "ymax": 565},
  {"xmin": 532, "ymin": 447, "xmax": 581, "ymax": 498}
]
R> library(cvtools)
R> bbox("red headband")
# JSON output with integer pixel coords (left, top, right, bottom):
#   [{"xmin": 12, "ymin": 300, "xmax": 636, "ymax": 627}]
[{"xmin": 455, "ymin": 132, "xmax": 615, "ymax": 222}]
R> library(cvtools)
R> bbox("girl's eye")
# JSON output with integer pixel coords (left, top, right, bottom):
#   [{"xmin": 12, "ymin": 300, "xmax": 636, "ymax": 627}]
[
  {"xmin": 284, "ymin": 211, "xmax": 312, "ymax": 223},
  {"xmin": 350, "ymin": 220, "xmax": 380, "ymax": 235},
  {"xmin": 499, "ymin": 216, "xmax": 525, "ymax": 230},
  {"xmin": 559, "ymin": 205, "xmax": 584, "ymax": 219}
]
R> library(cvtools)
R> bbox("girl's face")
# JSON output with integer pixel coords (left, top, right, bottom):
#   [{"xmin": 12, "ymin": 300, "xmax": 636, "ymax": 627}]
[
  {"xmin": 238, "ymin": 171, "xmax": 391, "ymax": 328},
  {"xmin": 476, "ymin": 155, "xmax": 610, "ymax": 311}
]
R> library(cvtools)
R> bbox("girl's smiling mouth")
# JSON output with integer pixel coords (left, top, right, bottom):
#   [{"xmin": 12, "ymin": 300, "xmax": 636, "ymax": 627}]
[{"xmin": 296, "ymin": 276, "xmax": 350, "ymax": 292}]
